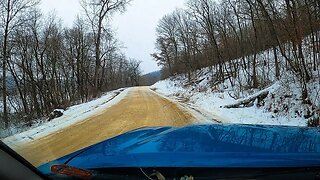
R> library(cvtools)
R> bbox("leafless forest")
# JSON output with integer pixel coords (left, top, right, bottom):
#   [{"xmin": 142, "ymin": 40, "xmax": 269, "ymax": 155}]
[
  {"xmin": 154, "ymin": 0, "xmax": 319, "ymax": 84},
  {"xmin": 1, "ymin": 0, "xmax": 320, "ymax": 131},
  {"xmin": 152, "ymin": 0, "xmax": 320, "ymax": 124},
  {"xmin": 0, "ymin": 0, "xmax": 141, "ymax": 128}
]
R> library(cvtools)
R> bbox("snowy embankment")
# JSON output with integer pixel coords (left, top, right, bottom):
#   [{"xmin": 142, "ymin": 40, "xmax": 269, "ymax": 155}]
[
  {"xmin": 2, "ymin": 88, "xmax": 129, "ymax": 148},
  {"xmin": 152, "ymin": 73, "xmax": 318, "ymax": 127},
  {"xmin": 152, "ymin": 32, "xmax": 320, "ymax": 127}
]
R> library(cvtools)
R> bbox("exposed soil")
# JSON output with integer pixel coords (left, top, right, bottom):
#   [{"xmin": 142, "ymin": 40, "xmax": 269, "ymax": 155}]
[{"xmin": 13, "ymin": 87, "xmax": 197, "ymax": 166}]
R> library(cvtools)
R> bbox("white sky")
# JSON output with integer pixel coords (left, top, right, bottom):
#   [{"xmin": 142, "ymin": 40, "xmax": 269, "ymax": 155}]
[{"xmin": 40, "ymin": 0, "xmax": 186, "ymax": 74}]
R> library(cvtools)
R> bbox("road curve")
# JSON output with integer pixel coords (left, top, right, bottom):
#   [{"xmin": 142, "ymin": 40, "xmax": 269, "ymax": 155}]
[{"xmin": 15, "ymin": 87, "xmax": 198, "ymax": 166}]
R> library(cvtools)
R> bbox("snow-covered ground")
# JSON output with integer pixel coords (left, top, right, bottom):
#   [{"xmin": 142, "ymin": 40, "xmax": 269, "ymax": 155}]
[
  {"xmin": 2, "ymin": 88, "xmax": 129, "ymax": 148},
  {"xmin": 152, "ymin": 64, "xmax": 319, "ymax": 127},
  {"xmin": 152, "ymin": 32, "xmax": 320, "ymax": 127}
]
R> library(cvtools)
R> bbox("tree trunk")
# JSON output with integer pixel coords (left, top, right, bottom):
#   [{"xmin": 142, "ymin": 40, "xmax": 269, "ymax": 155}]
[
  {"xmin": 2, "ymin": 0, "xmax": 10, "ymax": 127},
  {"xmin": 273, "ymin": 46, "xmax": 280, "ymax": 80}
]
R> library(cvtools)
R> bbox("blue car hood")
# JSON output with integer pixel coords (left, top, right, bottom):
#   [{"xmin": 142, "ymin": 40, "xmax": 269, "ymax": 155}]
[{"xmin": 38, "ymin": 124, "xmax": 320, "ymax": 174}]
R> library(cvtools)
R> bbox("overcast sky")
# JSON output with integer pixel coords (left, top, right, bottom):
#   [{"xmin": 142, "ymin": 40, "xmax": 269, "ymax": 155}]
[{"xmin": 40, "ymin": 0, "xmax": 186, "ymax": 74}]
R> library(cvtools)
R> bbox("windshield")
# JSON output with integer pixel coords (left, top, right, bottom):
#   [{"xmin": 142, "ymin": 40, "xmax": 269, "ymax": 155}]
[{"xmin": 0, "ymin": 0, "xmax": 319, "ymax": 178}]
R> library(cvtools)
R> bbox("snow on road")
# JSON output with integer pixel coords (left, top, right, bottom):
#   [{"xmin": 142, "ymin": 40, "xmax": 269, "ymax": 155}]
[{"xmin": 2, "ymin": 88, "xmax": 129, "ymax": 148}]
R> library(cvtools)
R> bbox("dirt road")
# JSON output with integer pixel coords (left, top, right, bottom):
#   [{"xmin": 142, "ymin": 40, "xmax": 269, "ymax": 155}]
[{"xmin": 14, "ymin": 87, "xmax": 198, "ymax": 166}]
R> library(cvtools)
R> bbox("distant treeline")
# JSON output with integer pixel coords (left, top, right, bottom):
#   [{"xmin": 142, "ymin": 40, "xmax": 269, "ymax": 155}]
[{"xmin": 139, "ymin": 71, "xmax": 161, "ymax": 86}]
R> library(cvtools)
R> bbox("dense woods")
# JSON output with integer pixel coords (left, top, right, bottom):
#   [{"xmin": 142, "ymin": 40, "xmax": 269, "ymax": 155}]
[
  {"xmin": 0, "ymin": 0, "xmax": 141, "ymax": 129},
  {"xmin": 153, "ymin": 0, "xmax": 319, "ymax": 91}
]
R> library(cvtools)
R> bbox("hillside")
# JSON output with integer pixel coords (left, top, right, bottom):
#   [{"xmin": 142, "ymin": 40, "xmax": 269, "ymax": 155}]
[
  {"xmin": 139, "ymin": 71, "xmax": 161, "ymax": 86},
  {"xmin": 151, "ymin": 0, "xmax": 320, "ymax": 127},
  {"xmin": 152, "ymin": 45, "xmax": 320, "ymax": 127}
]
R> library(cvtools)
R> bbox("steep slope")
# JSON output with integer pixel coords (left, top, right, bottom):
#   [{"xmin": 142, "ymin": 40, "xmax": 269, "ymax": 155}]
[{"xmin": 152, "ymin": 44, "xmax": 320, "ymax": 127}]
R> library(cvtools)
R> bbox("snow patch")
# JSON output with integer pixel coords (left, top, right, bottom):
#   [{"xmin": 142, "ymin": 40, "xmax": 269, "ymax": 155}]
[
  {"xmin": 152, "ymin": 77, "xmax": 309, "ymax": 127},
  {"xmin": 2, "ymin": 88, "xmax": 129, "ymax": 148}
]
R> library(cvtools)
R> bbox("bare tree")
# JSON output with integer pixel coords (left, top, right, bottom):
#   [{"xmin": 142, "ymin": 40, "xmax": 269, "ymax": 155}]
[
  {"xmin": 187, "ymin": 0, "xmax": 225, "ymax": 83},
  {"xmin": 80, "ymin": 0, "xmax": 130, "ymax": 96},
  {"xmin": 0, "ymin": 0, "xmax": 39, "ymax": 127},
  {"xmin": 154, "ymin": 14, "xmax": 180, "ymax": 76}
]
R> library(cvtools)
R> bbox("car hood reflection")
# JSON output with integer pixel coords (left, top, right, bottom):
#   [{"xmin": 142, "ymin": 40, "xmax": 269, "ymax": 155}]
[{"xmin": 38, "ymin": 124, "xmax": 320, "ymax": 174}]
